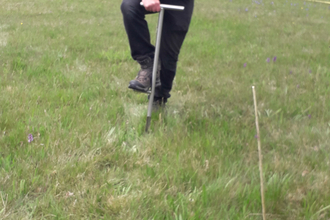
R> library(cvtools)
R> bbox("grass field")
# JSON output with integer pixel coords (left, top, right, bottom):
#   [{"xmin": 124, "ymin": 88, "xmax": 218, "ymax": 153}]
[{"xmin": 1, "ymin": 0, "xmax": 330, "ymax": 219}]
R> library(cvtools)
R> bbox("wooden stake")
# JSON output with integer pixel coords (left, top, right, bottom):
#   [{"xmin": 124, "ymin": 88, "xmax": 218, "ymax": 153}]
[{"xmin": 252, "ymin": 86, "xmax": 266, "ymax": 220}]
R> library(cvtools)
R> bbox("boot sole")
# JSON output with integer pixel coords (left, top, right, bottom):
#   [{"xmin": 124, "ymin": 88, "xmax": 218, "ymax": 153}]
[{"xmin": 128, "ymin": 82, "xmax": 161, "ymax": 93}]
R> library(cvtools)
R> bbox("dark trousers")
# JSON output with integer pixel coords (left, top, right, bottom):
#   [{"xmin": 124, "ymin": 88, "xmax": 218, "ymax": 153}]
[{"xmin": 121, "ymin": 0, "xmax": 194, "ymax": 98}]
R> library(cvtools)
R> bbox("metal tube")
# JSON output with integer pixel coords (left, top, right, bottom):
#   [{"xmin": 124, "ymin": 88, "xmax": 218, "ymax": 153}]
[
  {"xmin": 140, "ymin": 2, "xmax": 184, "ymax": 11},
  {"xmin": 143, "ymin": 3, "xmax": 185, "ymax": 132},
  {"xmin": 145, "ymin": 8, "xmax": 165, "ymax": 132}
]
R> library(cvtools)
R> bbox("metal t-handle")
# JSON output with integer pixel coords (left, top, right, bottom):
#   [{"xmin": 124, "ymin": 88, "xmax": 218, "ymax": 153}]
[
  {"xmin": 141, "ymin": 2, "xmax": 184, "ymax": 133},
  {"xmin": 140, "ymin": 2, "xmax": 185, "ymax": 11}
]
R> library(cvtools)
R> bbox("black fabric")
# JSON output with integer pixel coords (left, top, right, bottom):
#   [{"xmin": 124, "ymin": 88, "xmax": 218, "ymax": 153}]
[{"xmin": 121, "ymin": 0, "xmax": 194, "ymax": 98}]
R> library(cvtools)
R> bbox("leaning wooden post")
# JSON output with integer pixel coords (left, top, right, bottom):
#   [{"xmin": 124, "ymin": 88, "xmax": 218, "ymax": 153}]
[{"xmin": 252, "ymin": 86, "xmax": 266, "ymax": 220}]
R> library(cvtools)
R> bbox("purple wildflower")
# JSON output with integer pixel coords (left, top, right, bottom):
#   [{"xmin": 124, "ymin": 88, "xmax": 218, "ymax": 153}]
[
  {"xmin": 290, "ymin": 71, "xmax": 293, "ymax": 74},
  {"xmin": 297, "ymin": 84, "xmax": 300, "ymax": 88},
  {"xmin": 254, "ymin": 135, "xmax": 259, "ymax": 139},
  {"xmin": 244, "ymin": 63, "xmax": 247, "ymax": 67},
  {"xmin": 266, "ymin": 58, "xmax": 270, "ymax": 62},
  {"xmin": 273, "ymin": 56, "xmax": 277, "ymax": 62},
  {"xmin": 28, "ymin": 134, "xmax": 33, "ymax": 143},
  {"xmin": 308, "ymin": 114, "xmax": 311, "ymax": 119},
  {"xmin": 309, "ymin": 69, "xmax": 312, "ymax": 73},
  {"xmin": 245, "ymin": 8, "xmax": 248, "ymax": 12}
]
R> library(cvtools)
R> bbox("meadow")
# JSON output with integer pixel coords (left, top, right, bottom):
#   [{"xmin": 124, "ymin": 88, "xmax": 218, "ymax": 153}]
[{"xmin": 0, "ymin": 0, "xmax": 330, "ymax": 219}]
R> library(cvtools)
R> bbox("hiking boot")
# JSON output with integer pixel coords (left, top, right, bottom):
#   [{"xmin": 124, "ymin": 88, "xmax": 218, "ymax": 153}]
[
  {"xmin": 152, "ymin": 97, "xmax": 167, "ymax": 112},
  {"xmin": 128, "ymin": 57, "xmax": 161, "ymax": 93}
]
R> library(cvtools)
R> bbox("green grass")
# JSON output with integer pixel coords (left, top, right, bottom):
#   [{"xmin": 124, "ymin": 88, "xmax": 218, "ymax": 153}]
[{"xmin": 1, "ymin": 0, "xmax": 330, "ymax": 219}]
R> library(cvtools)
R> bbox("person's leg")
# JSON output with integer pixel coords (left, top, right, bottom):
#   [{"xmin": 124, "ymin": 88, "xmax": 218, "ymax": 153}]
[
  {"xmin": 154, "ymin": 0, "xmax": 194, "ymax": 101},
  {"xmin": 120, "ymin": 0, "xmax": 154, "ymax": 61},
  {"xmin": 121, "ymin": 0, "xmax": 161, "ymax": 92}
]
